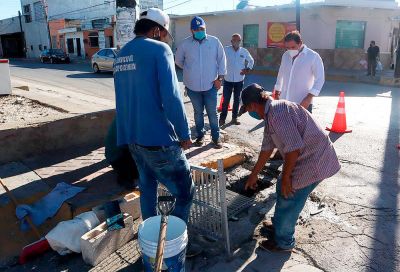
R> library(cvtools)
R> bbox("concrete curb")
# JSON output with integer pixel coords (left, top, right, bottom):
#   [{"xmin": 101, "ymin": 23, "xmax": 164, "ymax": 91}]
[{"xmin": 0, "ymin": 110, "xmax": 115, "ymax": 164}]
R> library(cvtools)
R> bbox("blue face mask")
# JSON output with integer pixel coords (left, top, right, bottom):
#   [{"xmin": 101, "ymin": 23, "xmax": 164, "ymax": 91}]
[
  {"xmin": 249, "ymin": 111, "xmax": 262, "ymax": 120},
  {"xmin": 194, "ymin": 30, "xmax": 206, "ymax": 40}
]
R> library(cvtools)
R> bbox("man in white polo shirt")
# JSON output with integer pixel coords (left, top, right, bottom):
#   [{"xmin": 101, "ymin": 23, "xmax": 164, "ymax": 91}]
[
  {"xmin": 220, "ymin": 33, "xmax": 254, "ymax": 126},
  {"xmin": 274, "ymin": 31, "xmax": 325, "ymax": 113}
]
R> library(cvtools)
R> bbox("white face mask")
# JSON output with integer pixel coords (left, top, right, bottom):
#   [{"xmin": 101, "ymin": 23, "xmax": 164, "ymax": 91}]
[{"xmin": 288, "ymin": 49, "xmax": 299, "ymax": 58}]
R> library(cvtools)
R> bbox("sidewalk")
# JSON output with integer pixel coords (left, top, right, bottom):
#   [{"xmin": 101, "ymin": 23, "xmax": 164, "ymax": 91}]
[
  {"xmin": 251, "ymin": 66, "xmax": 399, "ymax": 87},
  {"xmin": 0, "ymin": 140, "xmax": 325, "ymax": 272}
]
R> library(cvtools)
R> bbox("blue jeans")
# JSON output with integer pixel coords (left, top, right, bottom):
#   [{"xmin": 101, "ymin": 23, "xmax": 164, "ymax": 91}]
[
  {"xmin": 220, "ymin": 80, "xmax": 243, "ymax": 121},
  {"xmin": 272, "ymin": 179, "xmax": 320, "ymax": 249},
  {"xmin": 186, "ymin": 87, "xmax": 220, "ymax": 141},
  {"xmin": 129, "ymin": 144, "xmax": 194, "ymax": 223}
]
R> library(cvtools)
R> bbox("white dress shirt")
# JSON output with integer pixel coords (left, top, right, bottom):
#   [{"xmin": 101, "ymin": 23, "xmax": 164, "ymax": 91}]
[
  {"xmin": 175, "ymin": 35, "xmax": 226, "ymax": 92},
  {"xmin": 274, "ymin": 45, "xmax": 325, "ymax": 104},
  {"xmin": 224, "ymin": 46, "xmax": 254, "ymax": 83}
]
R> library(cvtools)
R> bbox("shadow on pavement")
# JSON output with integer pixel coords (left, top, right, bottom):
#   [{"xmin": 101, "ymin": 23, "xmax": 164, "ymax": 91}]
[
  {"xmin": 328, "ymin": 132, "xmax": 345, "ymax": 143},
  {"xmin": 9, "ymin": 60, "xmax": 92, "ymax": 73},
  {"xmin": 368, "ymin": 91, "xmax": 399, "ymax": 271},
  {"xmin": 248, "ymin": 120, "xmax": 265, "ymax": 133}
]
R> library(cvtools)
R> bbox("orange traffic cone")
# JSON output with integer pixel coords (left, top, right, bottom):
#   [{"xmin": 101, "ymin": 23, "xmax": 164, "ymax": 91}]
[
  {"xmin": 326, "ymin": 91, "xmax": 352, "ymax": 133},
  {"xmin": 217, "ymin": 96, "xmax": 232, "ymax": 112}
]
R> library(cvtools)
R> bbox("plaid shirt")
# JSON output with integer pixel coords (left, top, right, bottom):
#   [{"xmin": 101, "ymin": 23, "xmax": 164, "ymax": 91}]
[{"xmin": 261, "ymin": 99, "xmax": 340, "ymax": 189}]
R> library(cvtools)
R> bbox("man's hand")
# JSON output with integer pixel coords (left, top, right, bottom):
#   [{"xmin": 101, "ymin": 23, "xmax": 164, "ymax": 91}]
[
  {"xmin": 240, "ymin": 68, "xmax": 250, "ymax": 75},
  {"xmin": 281, "ymin": 175, "xmax": 295, "ymax": 199},
  {"xmin": 180, "ymin": 139, "xmax": 192, "ymax": 150},
  {"xmin": 213, "ymin": 79, "xmax": 222, "ymax": 90},
  {"xmin": 300, "ymin": 94, "xmax": 313, "ymax": 109},
  {"xmin": 245, "ymin": 174, "xmax": 258, "ymax": 191}
]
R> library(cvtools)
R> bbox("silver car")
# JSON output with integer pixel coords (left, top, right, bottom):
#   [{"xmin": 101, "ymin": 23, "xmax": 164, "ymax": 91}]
[{"xmin": 91, "ymin": 48, "xmax": 119, "ymax": 73}]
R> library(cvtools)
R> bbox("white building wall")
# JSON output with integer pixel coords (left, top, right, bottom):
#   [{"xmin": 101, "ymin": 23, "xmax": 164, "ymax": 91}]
[
  {"xmin": 171, "ymin": 5, "xmax": 397, "ymax": 53},
  {"xmin": 21, "ymin": 0, "xmax": 50, "ymax": 58}
]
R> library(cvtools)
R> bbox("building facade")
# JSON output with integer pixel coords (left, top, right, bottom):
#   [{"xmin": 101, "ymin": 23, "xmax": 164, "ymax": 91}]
[
  {"xmin": 47, "ymin": 0, "xmax": 116, "ymax": 59},
  {"xmin": 20, "ymin": 0, "xmax": 50, "ymax": 58},
  {"xmin": 0, "ymin": 16, "xmax": 25, "ymax": 58},
  {"xmin": 171, "ymin": 2, "xmax": 399, "ymax": 70}
]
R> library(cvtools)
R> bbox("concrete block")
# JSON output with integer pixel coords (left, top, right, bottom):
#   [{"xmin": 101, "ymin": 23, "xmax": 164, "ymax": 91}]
[
  {"xmin": 80, "ymin": 213, "xmax": 136, "ymax": 266},
  {"xmin": 92, "ymin": 192, "xmax": 141, "ymax": 222}
]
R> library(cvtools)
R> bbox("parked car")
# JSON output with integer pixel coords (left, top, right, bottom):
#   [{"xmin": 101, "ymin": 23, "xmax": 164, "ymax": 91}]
[
  {"xmin": 91, "ymin": 48, "xmax": 119, "ymax": 73},
  {"xmin": 40, "ymin": 49, "xmax": 70, "ymax": 64}
]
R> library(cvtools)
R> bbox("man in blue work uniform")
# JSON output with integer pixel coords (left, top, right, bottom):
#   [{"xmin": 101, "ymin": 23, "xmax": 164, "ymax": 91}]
[
  {"xmin": 113, "ymin": 8, "xmax": 194, "ymax": 223},
  {"xmin": 175, "ymin": 16, "xmax": 227, "ymax": 149}
]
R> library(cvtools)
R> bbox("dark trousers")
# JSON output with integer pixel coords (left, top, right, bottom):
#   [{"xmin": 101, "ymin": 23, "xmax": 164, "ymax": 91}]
[
  {"xmin": 367, "ymin": 59, "xmax": 377, "ymax": 76},
  {"xmin": 220, "ymin": 80, "xmax": 244, "ymax": 121}
]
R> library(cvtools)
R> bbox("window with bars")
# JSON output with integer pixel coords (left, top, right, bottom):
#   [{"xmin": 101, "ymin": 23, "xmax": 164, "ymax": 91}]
[
  {"xmin": 23, "ymin": 5, "xmax": 32, "ymax": 23},
  {"xmin": 33, "ymin": 1, "xmax": 45, "ymax": 22},
  {"xmin": 89, "ymin": 32, "xmax": 99, "ymax": 48}
]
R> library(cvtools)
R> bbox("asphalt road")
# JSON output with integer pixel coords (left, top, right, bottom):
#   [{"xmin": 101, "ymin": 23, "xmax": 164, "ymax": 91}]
[
  {"xmin": 8, "ymin": 59, "xmax": 400, "ymax": 271},
  {"xmin": 10, "ymin": 60, "xmax": 116, "ymax": 100}
]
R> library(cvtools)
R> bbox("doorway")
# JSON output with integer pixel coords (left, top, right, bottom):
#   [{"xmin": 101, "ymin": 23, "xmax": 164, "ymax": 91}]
[
  {"xmin": 67, "ymin": 38, "xmax": 74, "ymax": 54},
  {"xmin": 76, "ymin": 38, "xmax": 81, "ymax": 57}
]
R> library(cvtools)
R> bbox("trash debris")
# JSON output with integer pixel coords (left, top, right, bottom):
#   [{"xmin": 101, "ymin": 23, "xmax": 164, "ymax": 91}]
[{"xmin": 45, "ymin": 211, "xmax": 100, "ymax": 255}]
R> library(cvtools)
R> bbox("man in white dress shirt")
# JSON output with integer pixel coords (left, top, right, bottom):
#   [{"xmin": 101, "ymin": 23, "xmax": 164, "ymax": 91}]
[
  {"xmin": 274, "ymin": 31, "xmax": 325, "ymax": 113},
  {"xmin": 220, "ymin": 33, "xmax": 254, "ymax": 126}
]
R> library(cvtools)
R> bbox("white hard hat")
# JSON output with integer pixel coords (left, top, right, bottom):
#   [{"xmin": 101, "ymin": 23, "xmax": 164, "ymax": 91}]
[{"xmin": 140, "ymin": 8, "xmax": 171, "ymax": 35}]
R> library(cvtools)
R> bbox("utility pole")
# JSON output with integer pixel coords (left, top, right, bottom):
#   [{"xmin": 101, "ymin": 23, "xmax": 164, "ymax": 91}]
[
  {"xmin": 116, "ymin": 0, "xmax": 139, "ymax": 49},
  {"xmin": 42, "ymin": 0, "xmax": 52, "ymax": 49},
  {"xmin": 395, "ymin": 23, "xmax": 400, "ymax": 78},
  {"xmin": 296, "ymin": 0, "xmax": 301, "ymax": 32},
  {"xmin": 18, "ymin": 11, "xmax": 27, "ymax": 58}
]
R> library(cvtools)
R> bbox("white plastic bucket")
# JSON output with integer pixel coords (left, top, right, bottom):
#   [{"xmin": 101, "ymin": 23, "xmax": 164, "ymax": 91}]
[{"xmin": 138, "ymin": 215, "xmax": 188, "ymax": 271}]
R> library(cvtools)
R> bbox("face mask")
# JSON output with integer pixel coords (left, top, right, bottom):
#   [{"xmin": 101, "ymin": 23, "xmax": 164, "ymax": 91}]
[
  {"xmin": 249, "ymin": 111, "xmax": 262, "ymax": 120},
  {"xmin": 232, "ymin": 41, "xmax": 241, "ymax": 49},
  {"xmin": 288, "ymin": 49, "xmax": 299, "ymax": 58},
  {"xmin": 194, "ymin": 30, "xmax": 206, "ymax": 40}
]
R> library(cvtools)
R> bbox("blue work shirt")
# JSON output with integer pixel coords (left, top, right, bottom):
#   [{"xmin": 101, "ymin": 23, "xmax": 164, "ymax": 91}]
[
  {"xmin": 114, "ymin": 36, "xmax": 190, "ymax": 147},
  {"xmin": 175, "ymin": 35, "xmax": 226, "ymax": 92}
]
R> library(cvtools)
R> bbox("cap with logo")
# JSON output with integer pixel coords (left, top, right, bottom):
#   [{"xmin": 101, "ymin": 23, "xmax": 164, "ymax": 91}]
[{"xmin": 191, "ymin": 16, "xmax": 206, "ymax": 30}]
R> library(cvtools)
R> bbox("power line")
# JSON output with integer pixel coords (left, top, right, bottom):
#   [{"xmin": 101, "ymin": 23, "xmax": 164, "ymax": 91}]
[
  {"xmin": 48, "ymin": 0, "xmax": 116, "ymax": 19},
  {"xmin": 164, "ymin": 0, "xmax": 193, "ymax": 11}
]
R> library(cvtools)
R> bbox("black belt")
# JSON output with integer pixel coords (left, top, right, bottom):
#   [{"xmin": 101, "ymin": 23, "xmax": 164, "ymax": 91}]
[{"xmin": 135, "ymin": 144, "xmax": 164, "ymax": 151}]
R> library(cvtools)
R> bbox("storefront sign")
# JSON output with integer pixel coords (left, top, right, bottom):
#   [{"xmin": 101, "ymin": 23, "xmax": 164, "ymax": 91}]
[{"xmin": 267, "ymin": 22, "xmax": 297, "ymax": 48}]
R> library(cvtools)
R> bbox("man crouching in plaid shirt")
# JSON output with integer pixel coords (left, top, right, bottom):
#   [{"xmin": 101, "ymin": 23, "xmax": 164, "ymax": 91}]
[{"xmin": 240, "ymin": 83, "xmax": 341, "ymax": 252}]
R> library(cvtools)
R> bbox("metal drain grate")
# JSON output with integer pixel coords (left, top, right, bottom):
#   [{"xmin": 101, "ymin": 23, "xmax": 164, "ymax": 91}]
[{"xmin": 226, "ymin": 189, "xmax": 254, "ymax": 218}]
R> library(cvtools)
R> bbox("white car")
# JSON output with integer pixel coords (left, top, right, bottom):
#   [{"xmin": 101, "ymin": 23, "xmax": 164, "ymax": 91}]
[{"xmin": 91, "ymin": 48, "xmax": 118, "ymax": 73}]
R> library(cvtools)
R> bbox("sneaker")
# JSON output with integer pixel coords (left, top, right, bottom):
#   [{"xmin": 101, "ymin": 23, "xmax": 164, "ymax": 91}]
[
  {"xmin": 258, "ymin": 239, "xmax": 292, "ymax": 252},
  {"xmin": 213, "ymin": 139, "xmax": 223, "ymax": 149},
  {"xmin": 232, "ymin": 118, "xmax": 241, "ymax": 125},
  {"xmin": 219, "ymin": 119, "xmax": 226, "ymax": 127},
  {"xmin": 194, "ymin": 136, "xmax": 204, "ymax": 147}
]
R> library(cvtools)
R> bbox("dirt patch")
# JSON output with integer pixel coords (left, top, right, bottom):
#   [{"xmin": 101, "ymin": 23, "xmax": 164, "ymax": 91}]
[{"xmin": 0, "ymin": 95, "xmax": 68, "ymax": 127}]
